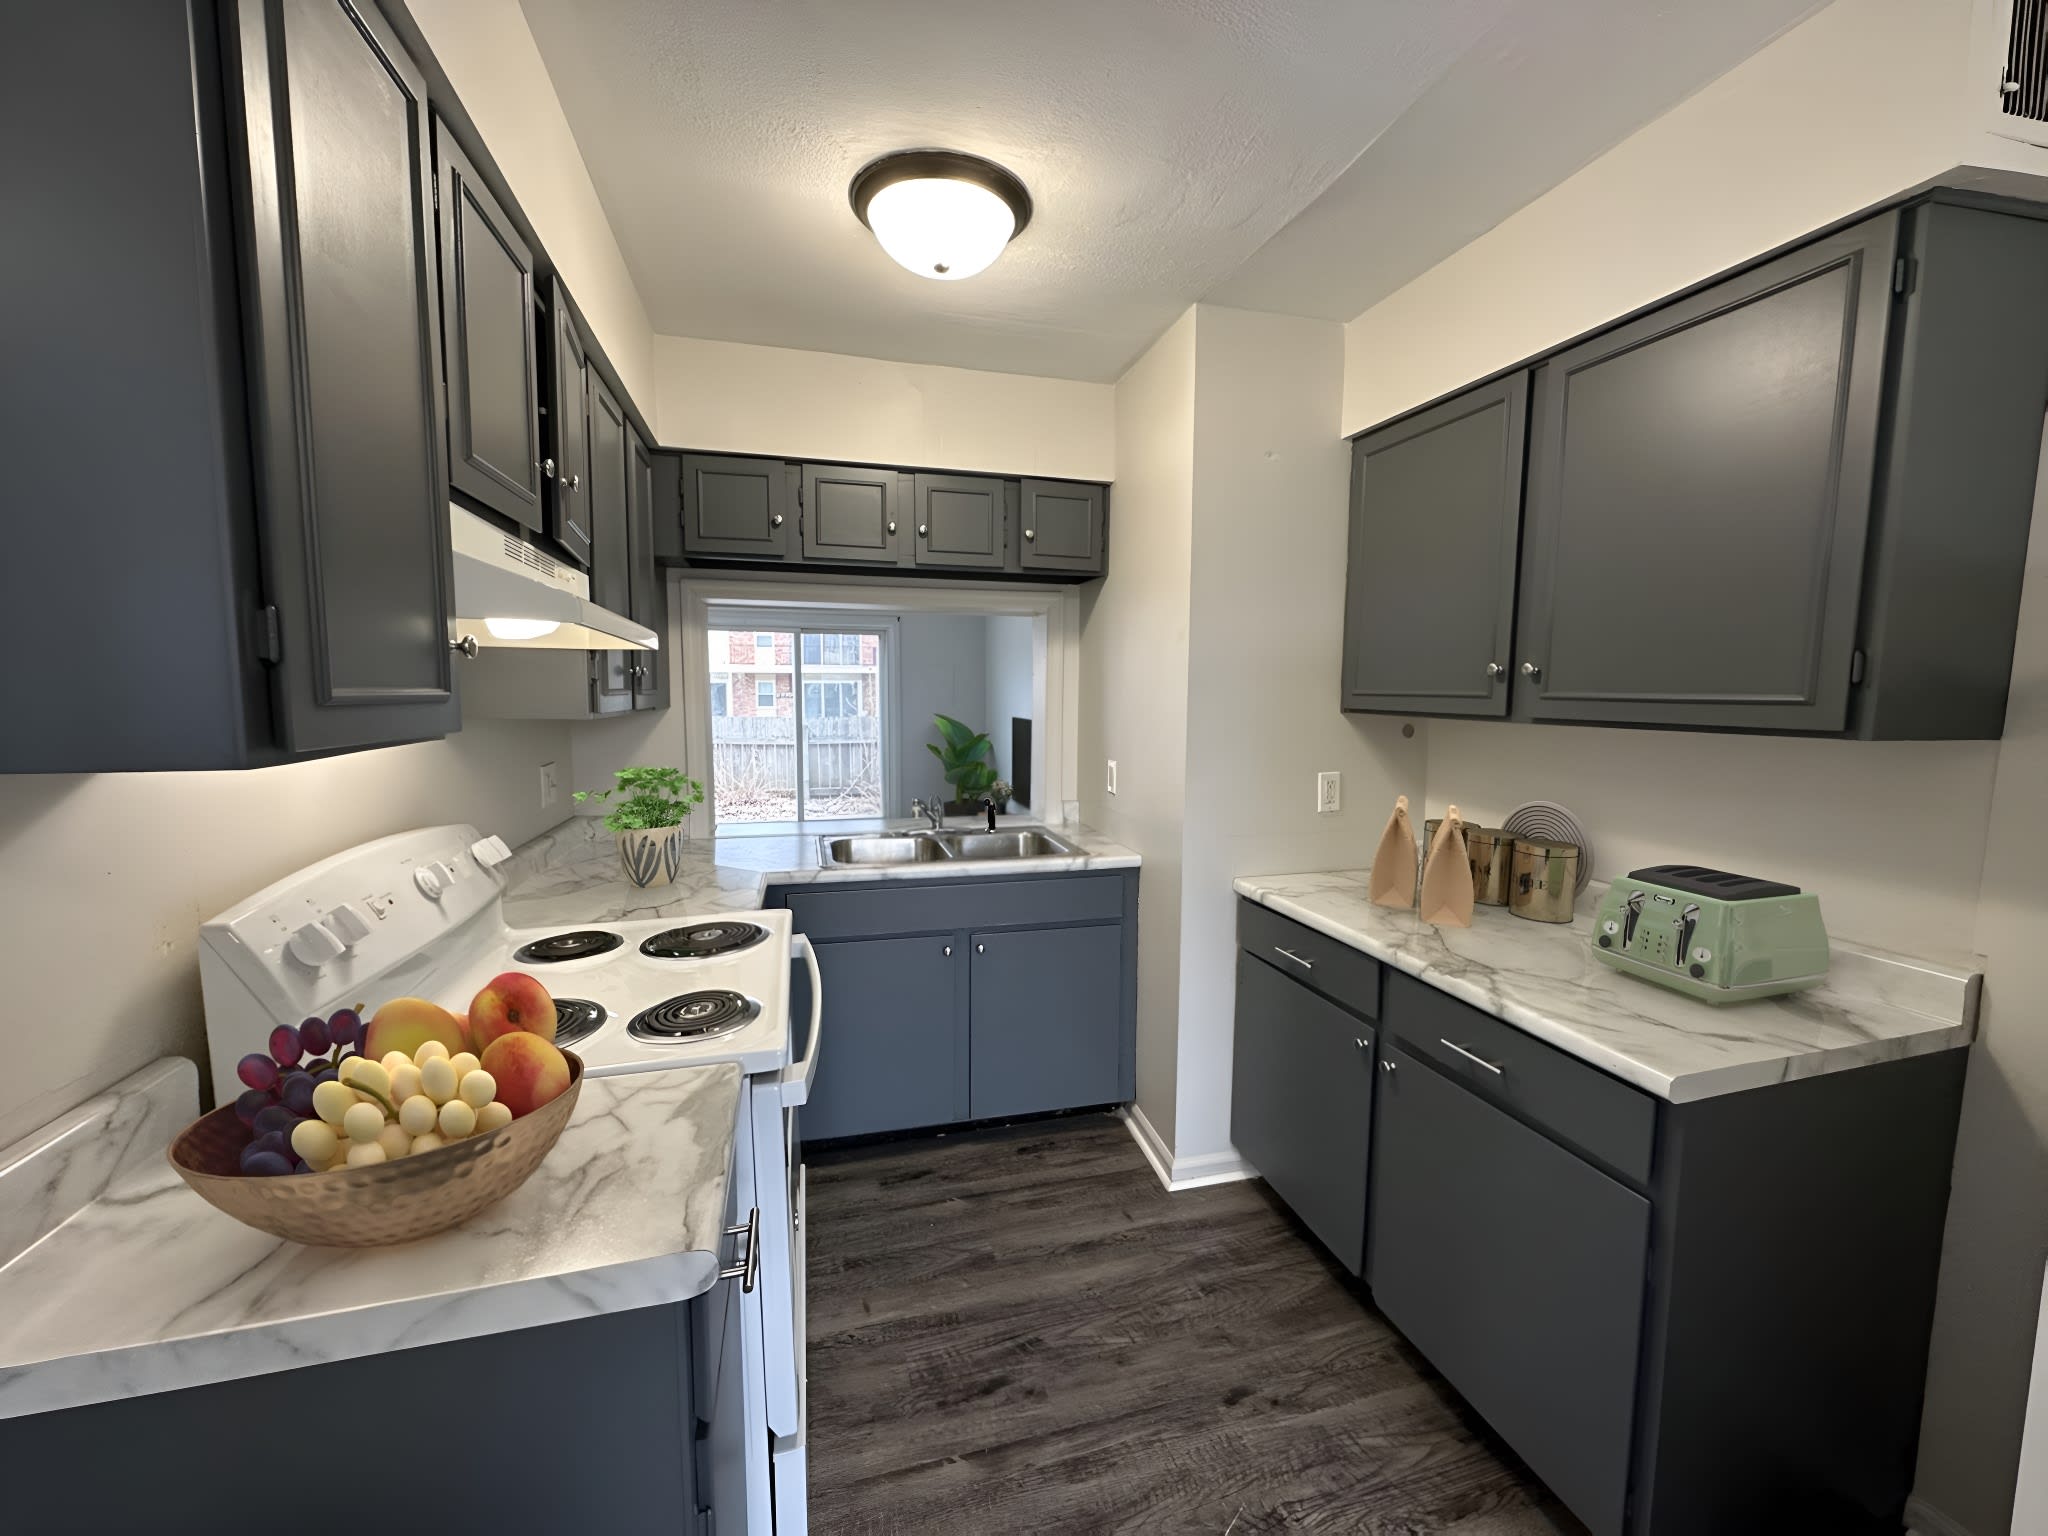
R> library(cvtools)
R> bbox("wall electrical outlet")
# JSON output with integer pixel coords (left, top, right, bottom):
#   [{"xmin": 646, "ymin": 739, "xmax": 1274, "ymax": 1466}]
[
  {"xmin": 539, "ymin": 761, "xmax": 559, "ymax": 810},
  {"xmin": 1317, "ymin": 770, "xmax": 1341, "ymax": 814},
  {"xmin": 1106, "ymin": 759, "xmax": 1118, "ymax": 796}
]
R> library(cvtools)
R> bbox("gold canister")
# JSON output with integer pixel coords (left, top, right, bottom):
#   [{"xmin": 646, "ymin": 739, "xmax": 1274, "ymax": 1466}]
[
  {"xmin": 1465, "ymin": 827, "xmax": 1514, "ymax": 907},
  {"xmin": 1509, "ymin": 838, "xmax": 1580, "ymax": 923}
]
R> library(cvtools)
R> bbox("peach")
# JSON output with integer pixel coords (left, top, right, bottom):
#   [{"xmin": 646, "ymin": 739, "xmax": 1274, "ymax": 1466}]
[
  {"xmin": 468, "ymin": 971, "xmax": 557, "ymax": 1050},
  {"xmin": 480, "ymin": 1031, "xmax": 572, "ymax": 1118},
  {"xmin": 363, "ymin": 998, "xmax": 469, "ymax": 1062}
]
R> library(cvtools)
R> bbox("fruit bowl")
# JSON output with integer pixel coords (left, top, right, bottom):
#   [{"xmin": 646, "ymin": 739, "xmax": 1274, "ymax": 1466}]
[{"xmin": 169, "ymin": 1054, "xmax": 583, "ymax": 1247}]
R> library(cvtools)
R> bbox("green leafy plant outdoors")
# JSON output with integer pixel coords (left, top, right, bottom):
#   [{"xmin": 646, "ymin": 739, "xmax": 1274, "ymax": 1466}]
[
  {"xmin": 573, "ymin": 765, "xmax": 704, "ymax": 832},
  {"xmin": 927, "ymin": 713, "xmax": 998, "ymax": 801}
]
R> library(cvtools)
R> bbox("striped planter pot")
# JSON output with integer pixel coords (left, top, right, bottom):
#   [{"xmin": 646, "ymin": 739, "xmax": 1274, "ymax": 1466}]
[{"xmin": 617, "ymin": 825, "xmax": 685, "ymax": 888}]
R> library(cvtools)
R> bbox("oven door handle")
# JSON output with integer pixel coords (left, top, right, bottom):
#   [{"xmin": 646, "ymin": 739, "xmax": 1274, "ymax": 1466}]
[{"xmin": 780, "ymin": 933, "xmax": 822, "ymax": 1107}]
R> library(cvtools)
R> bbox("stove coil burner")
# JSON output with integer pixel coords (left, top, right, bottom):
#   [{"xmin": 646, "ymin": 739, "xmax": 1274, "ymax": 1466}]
[
  {"xmin": 628, "ymin": 990, "xmax": 760, "ymax": 1043},
  {"xmin": 549, "ymin": 998, "xmax": 606, "ymax": 1048},
  {"xmin": 512, "ymin": 930, "xmax": 625, "ymax": 964},
  {"xmin": 639, "ymin": 921, "xmax": 770, "ymax": 960}
]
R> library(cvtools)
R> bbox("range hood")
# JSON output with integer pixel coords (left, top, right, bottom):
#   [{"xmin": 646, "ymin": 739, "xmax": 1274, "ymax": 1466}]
[{"xmin": 448, "ymin": 504, "xmax": 657, "ymax": 651}]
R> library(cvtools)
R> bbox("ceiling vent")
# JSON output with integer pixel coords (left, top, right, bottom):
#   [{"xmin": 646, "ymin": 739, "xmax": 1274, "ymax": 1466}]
[{"xmin": 2005, "ymin": 0, "xmax": 2048, "ymax": 121}]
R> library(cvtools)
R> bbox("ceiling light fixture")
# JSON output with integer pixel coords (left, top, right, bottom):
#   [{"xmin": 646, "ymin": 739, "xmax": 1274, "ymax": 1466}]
[{"xmin": 849, "ymin": 150, "xmax": 1032, "ymax": 281}]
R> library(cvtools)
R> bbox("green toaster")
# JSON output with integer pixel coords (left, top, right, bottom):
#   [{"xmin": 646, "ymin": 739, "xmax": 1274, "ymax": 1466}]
[{"xmin": 1591, "ymin": 865, "xmax": 1829, "ymax": 1003}]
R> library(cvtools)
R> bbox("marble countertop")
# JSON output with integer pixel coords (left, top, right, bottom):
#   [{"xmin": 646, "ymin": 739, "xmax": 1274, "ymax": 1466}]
[
  {"xmin": 501, "ymin": 814, "xmax": 1140, "ymax": 927},
  {"xmin": 1234, "ymin": 870, "xmax": 1979, "ymax": 1102},
  {"xmin": 0, "ymin": 1055, "xmax": 741, "ymax": 1420}
]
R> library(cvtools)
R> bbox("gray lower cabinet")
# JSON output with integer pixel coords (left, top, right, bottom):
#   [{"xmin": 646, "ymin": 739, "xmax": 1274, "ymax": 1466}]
[
  {"xmin": 1370, "ymin": 1039, "xmax": 1650, "ymax": 1536},
  {"xmin": 799, "ymin": 934, "xmax": 964, "ymax": 1140},
  {"xmin": 780, "ymin": 871, "xmax": 1139, "ymax": 1142},
  {"xmin": 681, "ymin": 453, "xmax": 796, "ymax": 560},
  {"xmin": 801, "ymin": 462, "xmax": 904, "ymax": 564},
  {"xmin": 1229, "ymin": 952, "xmax": 1375, "ymax": 1274},
  {"xmin": 1341, "ymin": 375, "xmax": 1524, "ymax": 715},
  {"xmin": 911, "ymin": 473, "xmax": 1007, "ymax": 569},
  {"xmin": 1017, "ymin": 478, "xmax": 1107, "ymax": 575},
  {"xmin": 968, "ymin": 924, "xmax": 1123, "ymax": 1117}
]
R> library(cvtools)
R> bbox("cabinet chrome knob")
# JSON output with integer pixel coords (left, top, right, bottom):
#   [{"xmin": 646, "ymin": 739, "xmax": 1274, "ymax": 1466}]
[
  {"xmin": 888, "ymin": 520, "xmax": 898, "ymax": 535},
  {"xmin": 976, "ymin": 943, "xmax": 986, "ymax": 954},
  {"xmin": 771, "ymin": 513, "xmax": 785, "ymax": 527},
  {"xmin": 1485, "ymin": 661, "xmax": 1504, "ymax": 679},
  {"xmin": 561, "ymin": 472, "xmax": 579, "ymax": 493},
  {"xmin": 450, "ymin": 634, "xmax": 479, "ymax": 659},
  {"xmin": 1355, "ymin": 1038, "xmax": 1368, "ymax": 1051},
  {"xmin": 1023, "ymin": 529, "xmax": 1036, "ymax": 541},
  {"xmin": 1520, "ymin": 660, "xmax": 1542, "ymax": 681},
  {"xmin": 943, "ymin": 944, "xmax": 952, "ymax": 957},
  {"xmin": 542, "ymin": 456, "xmax": 557, "ymax": 479},
  {"xmin": 918, "ymin": 523, "xmax": 929, "ymax": 537},
  {"xmin": 1379, "ymin": 1060, "xmax": 1396, "ymax": 1074}
]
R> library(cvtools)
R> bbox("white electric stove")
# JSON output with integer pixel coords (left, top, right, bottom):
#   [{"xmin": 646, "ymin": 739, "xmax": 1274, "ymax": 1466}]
[{"xmin": 198, "ymin": 825, "xmax": 814, "ymax": 1536}]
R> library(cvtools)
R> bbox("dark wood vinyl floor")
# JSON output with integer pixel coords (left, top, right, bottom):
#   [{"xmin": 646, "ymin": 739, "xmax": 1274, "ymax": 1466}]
[{"xmin": 804, "ymin": 1114, "xmax": 1587, "ymax": 1534}]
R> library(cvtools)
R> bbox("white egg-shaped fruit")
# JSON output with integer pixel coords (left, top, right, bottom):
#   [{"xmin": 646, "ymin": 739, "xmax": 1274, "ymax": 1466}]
[
  {"xmin": 349, "ymin": 1060, "xmax": 391, "ymax": 1099},
  {"xmin": 375, "ymin": 1123, "xmax": 412, "ymax": 1161},
  {"xmin": 438, "ymin": 1098, "xmax": 477, "ymax": 1139},
  {"xmin": 398, "ymin": 1094, "xmax": 439, "ymax": 1135},
  {"xmin": 420, "ymin": 1057, "xmax": 459, "ymax": 1105},
  {"xmin": 312, "ymin": 1080, "xmax": 357, "ymax": 1125},
  {"xmin": 448, "ymin": 1052, "xmax": 481, "ymax": 1080},
  {"xmin": 380, "ymin": 1051, "xmax": 411, "ymax": 1075},
  {"xmin": 410, "ymin": 1132, "xmax": 446, "ymax": 1155},
  {"xmin": 345, "ymin": 1141, "xmax": 387, "ymax": 1168},
  {"xmin": 291, "ymin": 1119, "xmax": 339, "ymax": 1165},
  {"xmin": 341, "ymin": 1102, "xmax": 386, "ymax": 1143},
  {"xmin": 413, "ymin": 1040, "xmax": 450, "ymax": 1063},
  {"xmin": 458, "ymin": 1070, "xmax": 496, "ymax": 1109},
  {"xmin": 390, "ymin": 1063, "xmax": 423, "ymax": 1103},
  {"xmin": 473, "ymin": 1101, "xmax": 514, "ymax": 1135}
]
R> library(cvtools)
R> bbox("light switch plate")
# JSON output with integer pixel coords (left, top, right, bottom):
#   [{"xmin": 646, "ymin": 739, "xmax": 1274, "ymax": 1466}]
[
  {"xmin": 1317, "ymin": 771, "xmax": 1341, "ymax": 813},
  {"xmin": 539, "ymin": 760, "xmax": 559, "ymax": 810},
  {"xmin": 1106, "ymin": 759, "xmax": 1118, "ymax": 796}
]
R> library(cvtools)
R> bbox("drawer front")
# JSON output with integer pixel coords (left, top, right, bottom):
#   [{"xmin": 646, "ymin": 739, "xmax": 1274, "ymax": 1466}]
[
  {"xmin": 1383, "ymin": 970, "xmax": 1657, "ymax": 1185},
  {"xmin": 1236, "ymin": 899, "xmax": 1380, "ymax": 1020},
  {"xmin": 1231, "ymin": 953, "xmax": 1374, "ymax": 1274},
  {"xmin": 787, "ymin": 874, "xmax": 1125, "ymax": 941}
]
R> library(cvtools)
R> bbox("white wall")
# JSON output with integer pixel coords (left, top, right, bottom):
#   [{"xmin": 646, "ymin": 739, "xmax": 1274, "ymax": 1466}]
[
  {"xmin": 0, "ymin": 718, "xmax": 573, "ymax": 1149},
  {"xmin": 652, "ymin": 335, "xmax": 1115, "ymax": 481},
  {"xmin": 407, "ymin": 0, "xmax": 656, "ymax": 408},
  {"xmin": 1173, "ymin": 305, "xmax": 1426, "ymax": 1167},
  {"xmin": 1338, "ymin": 3, "xmax": 2048, "ymax": 1525},
  {"xmin": 1082, "ymin": 309, "xmax": 1198, "ymax": 1149},
  {"xmin": 985, "ymin": 616, "xmax": 1036, "ymax": 807},
  {"xmin": 897, "ymin": 614, "xmax": 989, "ymax": 806}
]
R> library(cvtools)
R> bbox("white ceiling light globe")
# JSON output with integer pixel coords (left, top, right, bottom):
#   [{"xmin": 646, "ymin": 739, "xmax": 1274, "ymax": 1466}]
[{"xmin": 865, "ymin": 175, "xmax": 1018, "ymax": 281}]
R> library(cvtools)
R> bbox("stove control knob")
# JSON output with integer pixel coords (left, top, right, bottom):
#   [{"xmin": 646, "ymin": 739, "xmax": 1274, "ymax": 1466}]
[
  {"xmin": 434, "ymin": 859, "xmax": 463, "ymax": 885},
  {"xmin": 413, "ymin": 866, "xmax": 445, "ymax": 901},
  {"xmin": 325, "ymin": 903, "xmax": 373, "ymax": 945},
  {"xmin": 470, "ymin": 835, "xmax": 513, "ymax": 869},
  {"xmin": 286, "ymin": 921, "xmax": 347, "ymax": 970}
]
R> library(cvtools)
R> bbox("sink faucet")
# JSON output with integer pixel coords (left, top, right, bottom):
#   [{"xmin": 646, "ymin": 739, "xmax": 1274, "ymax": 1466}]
[{"xmin": 910, "ymin": 797, "xmax": 943, "ymax": 832}]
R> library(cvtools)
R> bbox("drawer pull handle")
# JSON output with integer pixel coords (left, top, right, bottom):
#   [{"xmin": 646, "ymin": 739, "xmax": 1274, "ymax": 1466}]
[
  {"xmin": 1439, "ymin": 1038, "xmax": 1503, "ymax": 1075},
  {"xmin": 1273, "ymin": 946, "xmax": 1314, "ymax": 970},
  {"xmin": 721, "ymin": 1207, "xmax": 760, "ymax": 1293}
]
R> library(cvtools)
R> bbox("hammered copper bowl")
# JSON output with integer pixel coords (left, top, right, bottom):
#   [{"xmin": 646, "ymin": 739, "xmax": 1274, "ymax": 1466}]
[{"xmin": 168, "ymin": 1054, "xmax": 583, "ymax": 1247}]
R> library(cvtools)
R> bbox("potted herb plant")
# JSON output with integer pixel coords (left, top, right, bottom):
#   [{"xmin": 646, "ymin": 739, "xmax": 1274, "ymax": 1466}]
[
  {"xmin": 573, "ymin": 766, "xmax": 704, "ymax": 888},
  {"xmin": 927, "ymin": 714, "xmax": 1006, "ymax": 817}
]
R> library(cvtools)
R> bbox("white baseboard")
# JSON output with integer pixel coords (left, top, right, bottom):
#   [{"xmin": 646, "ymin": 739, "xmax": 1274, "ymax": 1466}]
[
  {"xmin": 1120, "ymin": 1105, "xmax": 1257, "ymax": 1192},
  {"xmin": 1905, "ymin": 1494, "xmax": 1979, "ymax": 1536}
]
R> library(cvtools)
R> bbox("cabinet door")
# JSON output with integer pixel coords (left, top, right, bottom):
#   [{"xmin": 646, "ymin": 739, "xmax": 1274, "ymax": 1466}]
[
  {"xmin": 912, "ymin": 473, "xmax": 1006, "ymax": 569},
  {"xmin": 680, "ymin": 453, "xmax": 794, "ymax": 560},
  {"xmin": 1229, "ymin": 954, "xmax": 1374, "ymax": 1275},
  {"xmin": 801, "ymin": 462, "xmax": 903, "ymax": 564},
  {"xmin": 969, "ymin": 925, "xmax": 1122, "ymax": 1118},
  {"xmin": 229, "ymin": 0, "xmax": 458, "ymax": 752},
  {"xmin": 1515, "ymin": 214, "xmax": 1898, "ymax": 731},
  {"xmin": 434, "ymin": 119, "xmax": 541, "ymax": 531},
  {"xmin": 1017, "ymin": 479, "xmax": 1106, "ymax": 575},
  {"xmin": 628, "ymin": 433, "xmax": 670, "ymax": 710},
  {"xmin": 587, "ymin": 376, "xmax": 632, "ymax": 713},
  {"xmin": 1370, "ymin": 1041, "xmax": 1651, "ymax": 1536},
  {"xmin": 547, "ymin": 279, "xmax": 592, "ymax": 567},
  {"xmin": 800, "ymin": 935, "xmax": 963, "ymax": 1140},
  {"xmin": 1342, "ymin": 376, "xmax": 1525, "ymax": 715}
]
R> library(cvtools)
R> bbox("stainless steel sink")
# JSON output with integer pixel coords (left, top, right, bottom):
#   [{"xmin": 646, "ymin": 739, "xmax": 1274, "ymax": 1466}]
[
  {"xmin": 935, "ymin": 829, "xmax": 1079, "ymax": 860},
  {"xmin": 816, "ymin": 834, "xmax": 950, "ymax": 866},
  {"xmin": 815, "ymin": 827, "xmax": 1081, "ymax": 867}
]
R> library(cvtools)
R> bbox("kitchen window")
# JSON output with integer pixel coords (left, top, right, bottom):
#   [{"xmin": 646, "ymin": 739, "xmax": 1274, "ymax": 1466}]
[{"xmin": 707, "ymin": 611, "xmax": 893, "ymax": 828}]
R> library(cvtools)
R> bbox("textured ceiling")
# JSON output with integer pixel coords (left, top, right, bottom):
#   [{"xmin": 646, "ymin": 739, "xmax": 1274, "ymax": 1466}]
[
  {"xmin": 520, "ymin": 0, "xmax": 1823, "ymax": 381},
  {"xmin": 516, "ymin": 0, "xmax": 1512, "ymax": 380}
]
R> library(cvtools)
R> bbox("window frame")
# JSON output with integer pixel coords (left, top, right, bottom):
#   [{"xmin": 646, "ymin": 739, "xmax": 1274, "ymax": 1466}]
[
  {"xmin": 754, "ymin": 677, "xmax": 777, "ymax": 712},
  {"xmin": 705, "ymin": 607, "xmax": 900, "ymax": 832}
]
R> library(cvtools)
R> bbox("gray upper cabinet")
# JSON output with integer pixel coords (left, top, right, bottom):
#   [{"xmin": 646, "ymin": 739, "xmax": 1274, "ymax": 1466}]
[
  {"xmin": 629, "ymin": 439, "xmax": 671, "ymax": 711},
  {"xmin": 230, "ymin": 0, "xmax": 459, "ymax": 755},
  {"xmin": 1514, "ymin": 216, "xmax": 1897, "ymax": 733},
  {"xmin": 587, "ymin": 375, "xmax": 632, "ymax": 714},
  {"xmin": 546, "ymin": 278, "xmax": 593, "ymax": 567},
  {"xmin": 801, "ymin": 463, "xmax": 904, "ymax": 565},
  {"xmin": 435, "ymin": 118, "xmax": 541, "ymax": 533},
  {"xmin": 680, "ymin": 453, "xmax": 796, "ymax": 560},
  {"xmin": 1342, "ymin": 375, "xmax": 1526, "ymax": 716},
  {"xmin": 911, "ymin": 473, "xmax": 1006, "ymax": 569},
  {"xmin": 1017, "ymin": 479, "xmax": 1107, "ymax": 575}
]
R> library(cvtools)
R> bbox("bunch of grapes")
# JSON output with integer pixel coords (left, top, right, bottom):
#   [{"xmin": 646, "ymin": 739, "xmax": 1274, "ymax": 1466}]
[{"xmin": 232, "ymin": 1007, "xmax": 366, "ymax": 1176}]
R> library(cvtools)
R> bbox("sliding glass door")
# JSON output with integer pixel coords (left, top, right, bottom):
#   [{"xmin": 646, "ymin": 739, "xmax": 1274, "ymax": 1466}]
[{"xmin": 706, "ymin": 613, "xmax": 891, "ymax": 828}]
